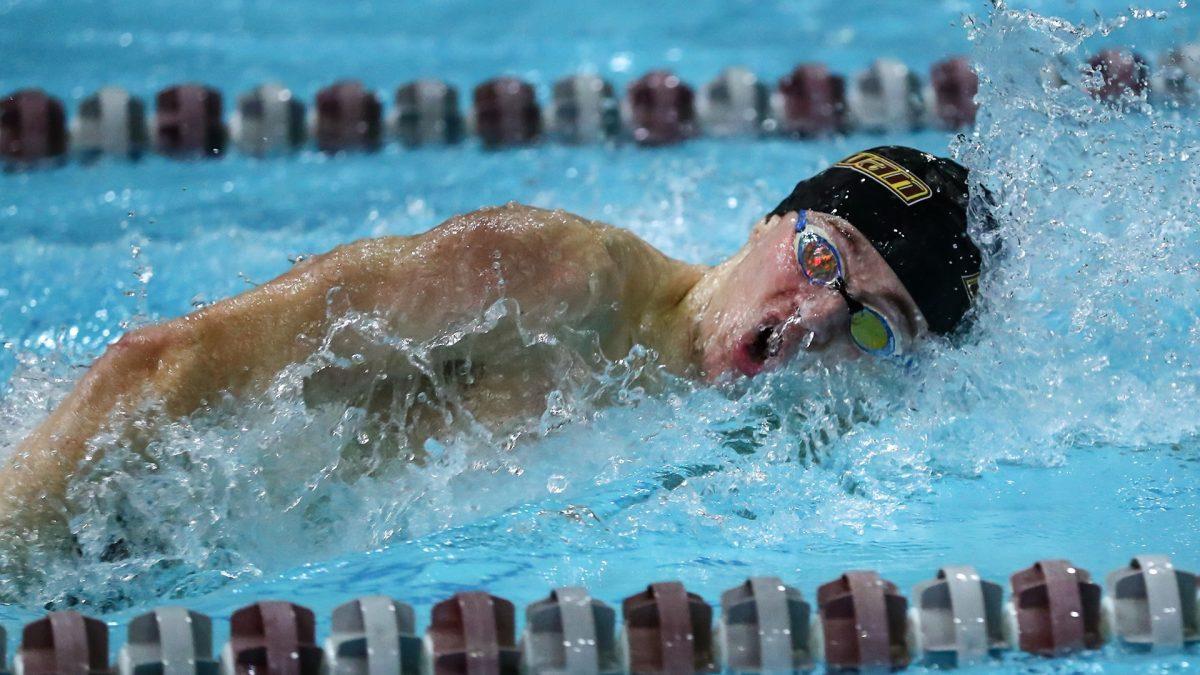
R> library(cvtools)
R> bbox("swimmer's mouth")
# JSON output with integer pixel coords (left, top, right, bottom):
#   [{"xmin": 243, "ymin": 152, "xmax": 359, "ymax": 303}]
[
  {"xmin": 737, "ymin": 319, "xmax": 787, "ymax": 377},
  {"xmin": 750, "ymin": 321, "xmax": 784, "ymax": 363},
  {"xmin": 734, "ymin": 312, "xmax": 819, "ymax": 377}
]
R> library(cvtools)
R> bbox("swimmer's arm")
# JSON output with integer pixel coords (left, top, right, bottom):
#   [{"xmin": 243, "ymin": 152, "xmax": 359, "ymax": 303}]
[
  {"xmin": 0, "ymin": 204, "xmax": 624, "ymax": 540},
  {"xmin": 0, "ymin": 238, "xmax": 376, "ymax": 542}
]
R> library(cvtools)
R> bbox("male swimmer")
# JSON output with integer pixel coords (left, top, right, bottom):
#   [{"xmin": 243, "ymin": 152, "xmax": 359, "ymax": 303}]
[{"xmin": 0, "ymin": 145, "xmax": 985, "ymax": 550}]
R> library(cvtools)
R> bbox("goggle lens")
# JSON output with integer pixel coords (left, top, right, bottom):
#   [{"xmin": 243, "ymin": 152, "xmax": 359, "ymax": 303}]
[
  {"xmin": 849, "ymin": 307, "xmax": 895, "ymax": 355},
  {"xmin": 799, "ymin": 237, "xmax": 840, "ymax": 285}
]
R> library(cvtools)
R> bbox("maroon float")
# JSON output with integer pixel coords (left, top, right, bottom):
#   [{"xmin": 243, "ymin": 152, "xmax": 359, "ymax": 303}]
[
  {"xmin": 817, "ymin": 571, "xmax": 909, "ymax": 671},
  {"xmin": 777, "ymin": 64, "xmax": 846, "ymax": 137},
  {"xmin": 1086, "ymin": 49, "xmax": 1149, "ymax": 104},
  {"xmin": 154, "ymin": 84, "xmax": 225, "ymax": 157},
  {"xmin": 426, "ymin": 591, "xmax": 521, "ymax": 675},
  {"xmin": 1010, "ymin": 560, "xmax": 1104, "ymax": 656},
  {"xmin": 626, "ymin": 71, "xmax": 697, "ymax": 146},
  {"xmin": 621, "ymin": 581, "xmax": 717, "ymax": 673},
  {"xmin": 0, "ymin": 89, "xmax": 67, "ymax": 165},
  {"xmin": 315, "ymin": 80, "xmax": 383, "ymax": 153},
  {"xmin": 929, "ymin": 57, "xmax": 979, "ymax": 129},
  {"xmin": 225, "ymin": 601, "xmax": 323, "ymax": 674},
  {"xmin": 472, "ymin": 78, "xmax": 541, "ymax": 148},
  {"xmin": 17, "ymin": 611, "xmax": 111, "ymax": 675}
]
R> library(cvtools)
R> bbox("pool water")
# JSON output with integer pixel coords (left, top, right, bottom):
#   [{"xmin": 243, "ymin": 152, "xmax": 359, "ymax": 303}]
[{"xmin": 2, "ymin": 0, "xmax": 1200, "ymax": 671}]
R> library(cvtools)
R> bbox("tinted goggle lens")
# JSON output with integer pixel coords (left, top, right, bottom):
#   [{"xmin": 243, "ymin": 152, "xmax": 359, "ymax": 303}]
[
  {"xmin": 797, "ymin": 236, "xmax": 840, "ymax": 285},
  {"xmin": 849, "ymin": 307, "xmax": 895, "ymax": 355}
]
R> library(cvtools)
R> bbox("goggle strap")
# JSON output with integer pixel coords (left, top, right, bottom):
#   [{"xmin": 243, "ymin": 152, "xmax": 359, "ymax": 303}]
[{"xmin": 833, "ymin": 280, "xmax": 864, "ymax": 314}]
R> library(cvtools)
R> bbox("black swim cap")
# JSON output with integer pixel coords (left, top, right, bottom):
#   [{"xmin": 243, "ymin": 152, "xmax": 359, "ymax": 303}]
[{"xmin": 770, "ymin": 145, "xmax": 984, "ymax": 335}]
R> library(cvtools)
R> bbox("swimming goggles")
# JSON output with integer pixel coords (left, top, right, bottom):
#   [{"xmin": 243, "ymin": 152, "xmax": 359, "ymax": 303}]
[{"xmin": 793, "ymin": 210, "xmax": 900, "ymax": 357}]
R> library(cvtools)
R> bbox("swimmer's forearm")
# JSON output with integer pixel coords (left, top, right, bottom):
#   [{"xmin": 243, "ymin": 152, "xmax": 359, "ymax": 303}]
[
  {"xmin": 0, "ymin": 242, "xmax": 361, "ymax": 537},
  {"xmin": 0, "ymin": 326, "xmax": 178, "ymax": 550},
  {"xmin": 0, "ymin": 229, "xmax": 491, "ymax": 534},
  {"xmin": 0, "ymin": 331, "xmax": 172, "ymax": 535}
]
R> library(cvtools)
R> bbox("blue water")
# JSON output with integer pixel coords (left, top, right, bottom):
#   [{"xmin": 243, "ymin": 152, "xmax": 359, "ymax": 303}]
[{"xmin": 2, "ymin": 0, "xmax": 1200, "ymax": 671}]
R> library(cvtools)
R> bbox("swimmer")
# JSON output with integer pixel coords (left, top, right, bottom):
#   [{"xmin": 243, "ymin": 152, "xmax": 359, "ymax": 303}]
[{"xmin": 0, "ymin": 145, "xmax": 986, "ymax": 551}]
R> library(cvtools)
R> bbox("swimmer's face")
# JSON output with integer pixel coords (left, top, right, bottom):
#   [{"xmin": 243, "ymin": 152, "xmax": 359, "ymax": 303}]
[{"xmin": 697, "ymin": 210, "xmax": 926, "ymax": 379}]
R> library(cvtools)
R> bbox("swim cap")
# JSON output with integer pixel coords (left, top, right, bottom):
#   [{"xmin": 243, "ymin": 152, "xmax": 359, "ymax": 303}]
[{"xmin": 770, "ymin": 145, "xmax": 985, "ymax": 334}]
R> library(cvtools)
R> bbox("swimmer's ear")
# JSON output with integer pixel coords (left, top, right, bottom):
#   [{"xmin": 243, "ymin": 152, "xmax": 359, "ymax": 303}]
[
  {"xmin": 749, "ymin": 214, "xmax": 777, "ymax": 240},
  {"xmin": 749, "ymin": 212, "xmax": 797, "ymax": 240}
]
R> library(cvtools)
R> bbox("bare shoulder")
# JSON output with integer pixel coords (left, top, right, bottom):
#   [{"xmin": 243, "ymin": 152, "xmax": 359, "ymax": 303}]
[
  {"xmin": 415, "ymin": 202, "xmax": 627, "ymax": 296},
  {"xmin": 435, "ymin": 202, "xmax": 680, "ymax": 276},
  {"xmin": 296, "ymin": 202, "xmax": 655, "ymax": 278},
  {"xmin": 301, "ymin": 204, "xmax": 609, "ymax": 276},
  {"xmin": 429, "ymin": 202, "xmax": 615, "ymax": 254},
  {"xmin": 278, "ymin": 203, "xmax": 642, "ymax": 329},
  {"xmin": 206, "ymin": 202, "xmax": 677, "ymax": 337}
]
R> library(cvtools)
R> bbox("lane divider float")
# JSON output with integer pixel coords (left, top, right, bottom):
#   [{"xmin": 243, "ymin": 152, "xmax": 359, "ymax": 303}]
[
  {"xmin": 4, "ymin": 47, "xmax": 1194, "ymax": 170},
  {"xmin": 2, "ymin": 554, "xmax": 1198, "ymax": 673}
]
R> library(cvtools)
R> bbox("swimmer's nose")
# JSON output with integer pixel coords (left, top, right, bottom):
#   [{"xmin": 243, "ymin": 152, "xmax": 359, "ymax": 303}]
[{"xmin": 796, "ymin": 286, "xmax": 849, "ymax": 353}]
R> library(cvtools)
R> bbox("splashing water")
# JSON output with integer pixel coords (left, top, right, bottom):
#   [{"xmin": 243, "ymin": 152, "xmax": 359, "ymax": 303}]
[
  {"xmin": 0, "ymin": 8, "xmax": 1196, "ymax": 662},
  {"xmin": 955, "ymin": 4, "xmax": 1200, "ymax": 455}
]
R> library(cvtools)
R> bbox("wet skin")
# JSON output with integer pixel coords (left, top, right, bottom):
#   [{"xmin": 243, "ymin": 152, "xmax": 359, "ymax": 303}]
[
  {"xmin": 695, "ymin": 209, "xmax": 925, "ymax": 377},
  {"xmin": 0, "ymin": 203, "xmax": 923, "ymax": 545}
]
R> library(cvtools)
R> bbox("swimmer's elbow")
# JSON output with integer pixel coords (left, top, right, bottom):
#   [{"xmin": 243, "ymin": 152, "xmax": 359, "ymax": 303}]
[
  {"xmin": 85, "ymin": 324, "xmax": 207, "ymax": 412},
  {"xmin": 105, "ymin": 326, "xmax": 177, "ymax": 366},
  {"xmin": 99, "ymin": 325, "xmax": 190, "ymax": 380}
]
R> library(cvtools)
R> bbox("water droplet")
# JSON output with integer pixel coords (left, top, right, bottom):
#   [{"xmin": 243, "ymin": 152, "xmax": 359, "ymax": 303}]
[{"xmin": 547, "ymin": 474, "xmax": 568, "ymax": 494}]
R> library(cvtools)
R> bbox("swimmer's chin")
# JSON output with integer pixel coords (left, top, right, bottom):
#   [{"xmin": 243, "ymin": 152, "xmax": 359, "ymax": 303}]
[
  {"xmin": 730, "ymin": 343, "xmax": 767, "ymax": 378},
  {"xmin": 702, "ymin": 354, "xmax": 776, "ymax": 383}
]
